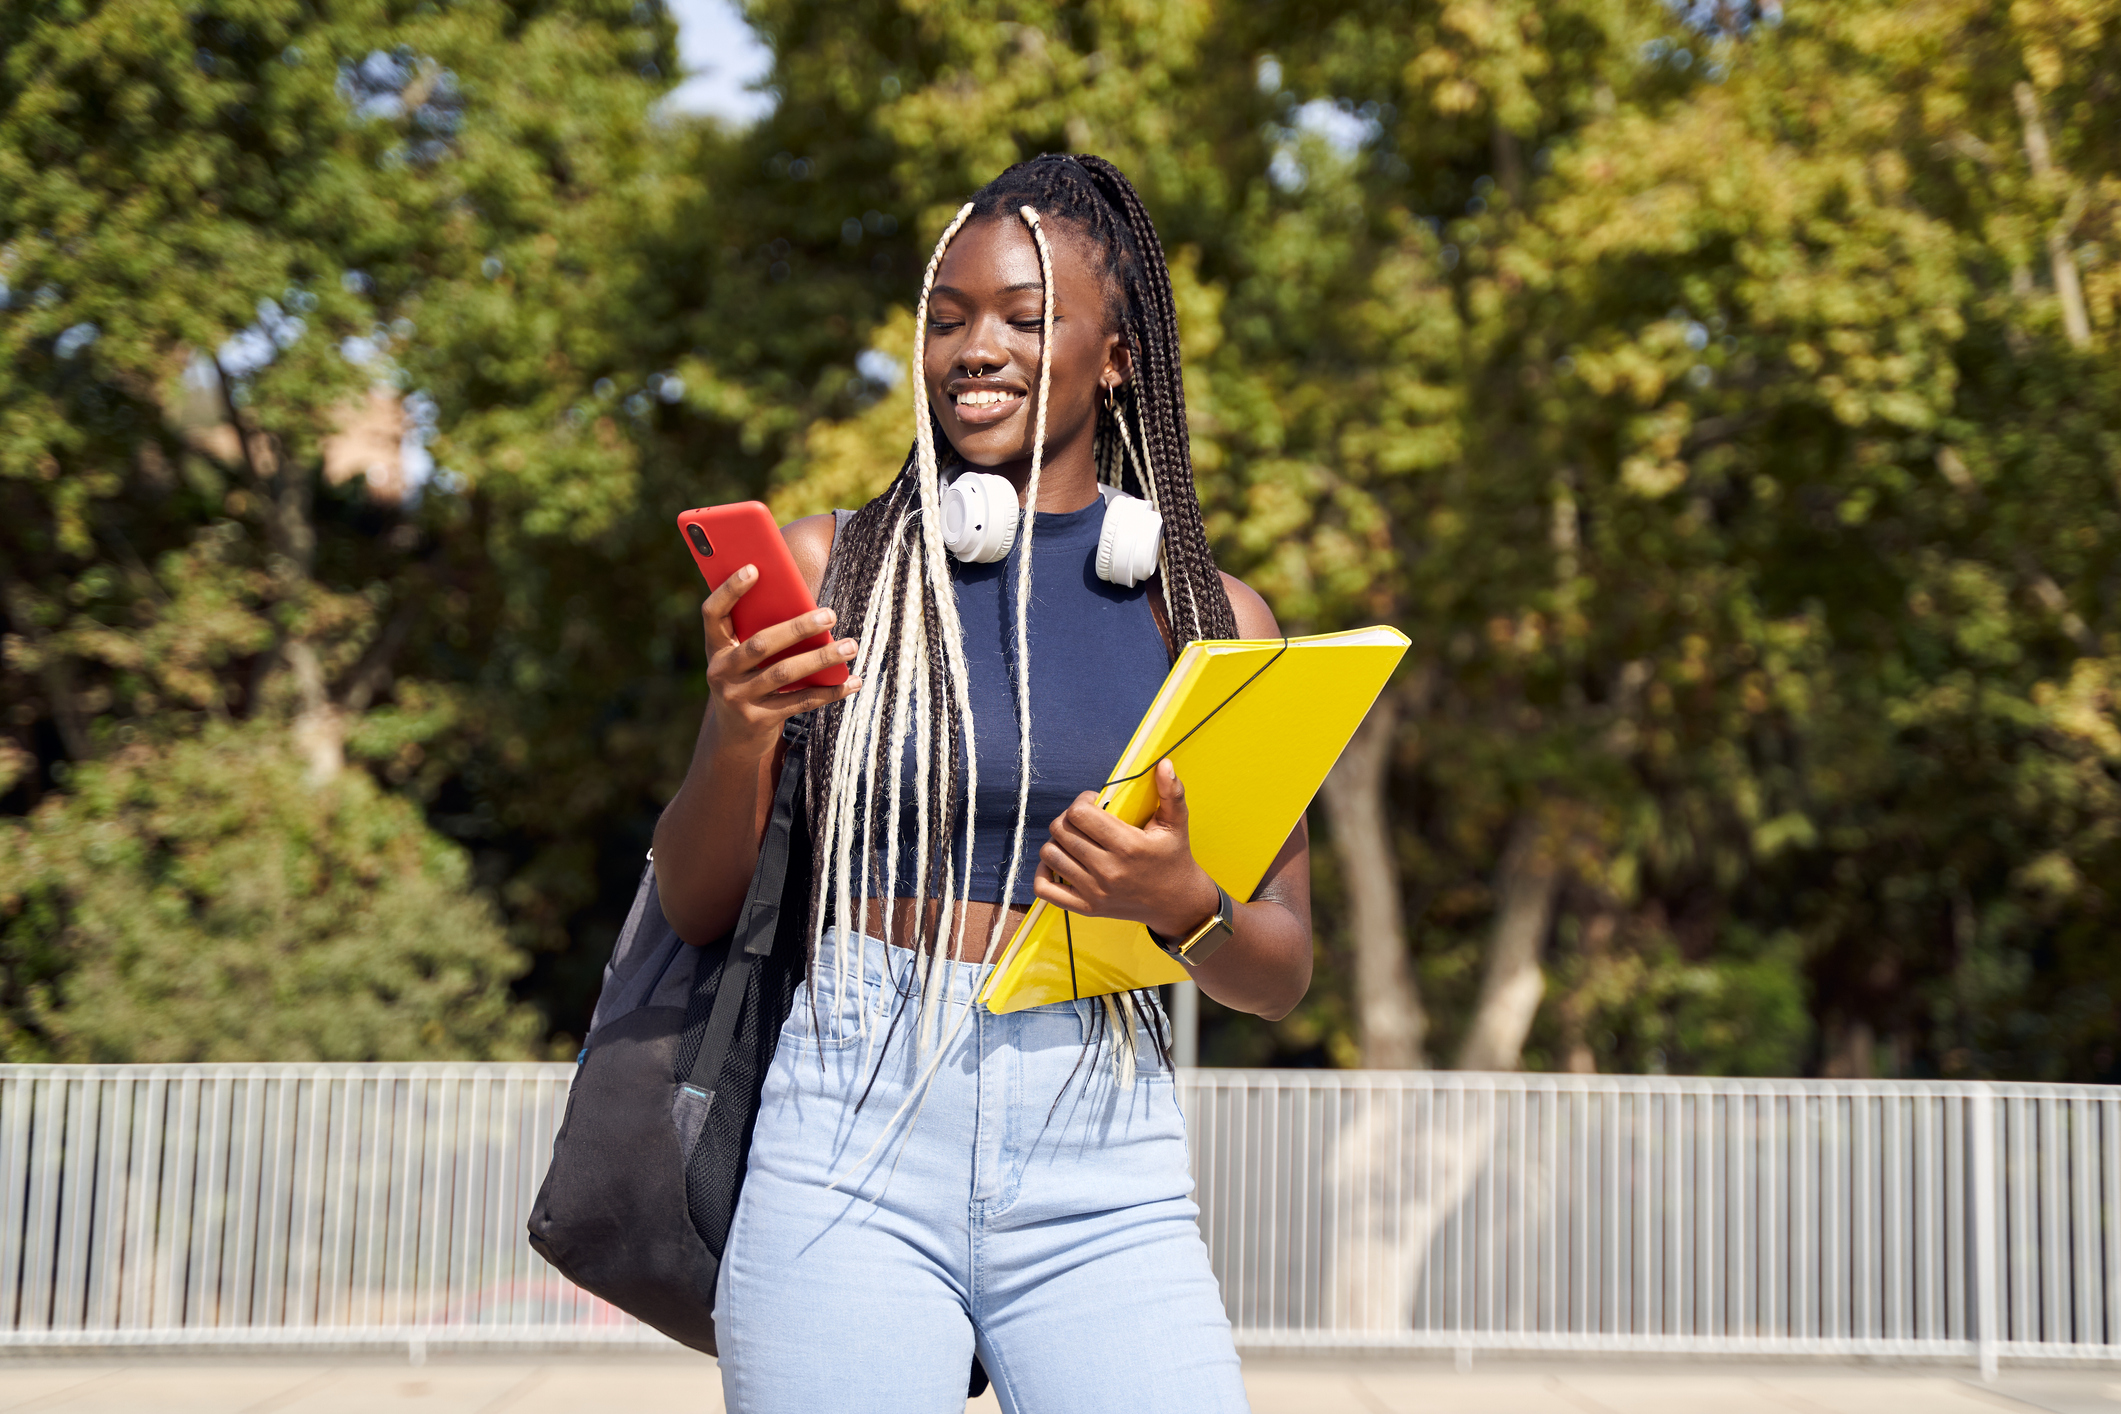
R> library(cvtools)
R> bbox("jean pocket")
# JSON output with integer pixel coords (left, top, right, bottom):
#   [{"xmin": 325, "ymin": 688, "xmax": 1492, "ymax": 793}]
[
  {"xmin": 780, "ymin": 947, "xmax": 894, "ymax": 1049},
  {"xmin": 1132, "ymin": 1035, "xmax": 1180, "ymax": 1086}
]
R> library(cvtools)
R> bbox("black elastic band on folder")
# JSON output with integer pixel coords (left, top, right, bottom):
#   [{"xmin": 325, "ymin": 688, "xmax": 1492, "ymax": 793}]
[
  {"xmin": 1101, "ymin": 635, "xmax": 1291, "ymax": 791},
  {"xmin": 1064, "ymin": 909, "xmax": 1079, "ymax": 1001}
]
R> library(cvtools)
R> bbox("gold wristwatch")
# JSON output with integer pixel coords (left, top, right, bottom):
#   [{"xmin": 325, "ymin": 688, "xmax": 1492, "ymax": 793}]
[{"xmin": 1149, "ymin": 883, "xmax": 1235, "ymax": 964}]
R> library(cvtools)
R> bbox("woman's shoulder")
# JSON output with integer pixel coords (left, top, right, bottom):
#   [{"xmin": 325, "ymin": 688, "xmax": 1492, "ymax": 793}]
[
  {"xmin": 782, "ymin": 512, "xmax": 838, "ymax": 597},
  {"xmin": 1218, "ymin": 571, "xmax": 1280, "ymax": 638}
]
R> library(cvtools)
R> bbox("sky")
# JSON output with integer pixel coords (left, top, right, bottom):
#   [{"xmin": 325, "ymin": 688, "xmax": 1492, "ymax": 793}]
[{"xmin": 661, "ymin": 0, "xmax": 777, "ymax": 126}]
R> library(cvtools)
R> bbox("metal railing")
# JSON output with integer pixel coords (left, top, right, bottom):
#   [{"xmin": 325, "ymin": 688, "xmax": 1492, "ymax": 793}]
[
  {"xmin": 1, "ymin": 1065, "xmax": 2116, "ymax": 1370},
  {"xmin": 0, "ymin": 1065, "xmax": 616, "ymax": 1352},
  {"xmin": 1190, "ymin": 1071, "xmax": 2121, "ymax": 1373}
]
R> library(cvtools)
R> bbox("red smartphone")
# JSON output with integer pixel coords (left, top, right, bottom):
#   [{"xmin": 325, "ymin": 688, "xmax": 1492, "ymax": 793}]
[{"xmin": 678, "ymin": 501, "xmax": 849, "ymax": 691}]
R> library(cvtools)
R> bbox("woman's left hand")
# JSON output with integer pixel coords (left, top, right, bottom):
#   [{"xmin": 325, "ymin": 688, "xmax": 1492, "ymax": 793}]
[{"xmin": 1034, "ymin": 759, "xmax": 1221, "ymax": 939}]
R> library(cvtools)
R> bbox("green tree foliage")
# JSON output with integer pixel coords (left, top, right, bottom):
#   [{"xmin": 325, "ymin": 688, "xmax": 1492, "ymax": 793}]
[
  {"xmin": 759, "ymin": 0, "xmax": 2121, "ymax": 1079},
  {"xmin": 0, "ymin": 725, "xmax": 540, "ymax": 1061},
  {"xmin": 0, "ymin": 0, "xmax": 687, "ymax": 1056},
  {"xmin": 5, "ymin": 0, "xmax": 2117, "ymax": 1079}
]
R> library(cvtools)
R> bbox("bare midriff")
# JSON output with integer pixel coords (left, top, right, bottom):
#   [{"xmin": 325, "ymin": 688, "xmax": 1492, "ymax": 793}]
[{"xmin": 859, "ymin": 897, "xmax": 1030, "ymax": 963}]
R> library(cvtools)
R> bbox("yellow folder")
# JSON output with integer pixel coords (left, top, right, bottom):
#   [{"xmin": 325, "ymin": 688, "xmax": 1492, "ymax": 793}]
[{"xmin": 978, "ymin": 625, "xmax": 1411, "ymax": 1013}]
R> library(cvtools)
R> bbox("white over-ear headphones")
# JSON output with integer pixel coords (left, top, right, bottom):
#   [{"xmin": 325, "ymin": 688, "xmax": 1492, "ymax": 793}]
[
  {"xmin": 938, "ymin": 469, "xmax": 1020, "ymax": 563},
  {"xmin": 1092, "ymin": 482, "xmax": 1162, "ymax": 587},
  {"xmin": 939, "ymin": 471, "xmax": 1164, "ymax": 588}
]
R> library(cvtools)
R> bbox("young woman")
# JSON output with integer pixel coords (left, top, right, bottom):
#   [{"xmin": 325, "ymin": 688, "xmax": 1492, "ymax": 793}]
[{"xmin": 652, "ymin": 154, "xmax": 1312, "ymax": 1414}]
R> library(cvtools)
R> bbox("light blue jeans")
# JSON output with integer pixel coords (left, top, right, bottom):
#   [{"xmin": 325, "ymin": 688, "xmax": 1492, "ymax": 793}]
[{"xmin": 714, "ymin": 929, "xmax": 1247, "ymax": 1413}]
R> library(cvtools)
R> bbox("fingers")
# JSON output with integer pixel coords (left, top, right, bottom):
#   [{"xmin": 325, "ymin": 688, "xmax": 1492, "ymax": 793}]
[
  {"xmin": 757, "ymin": 637, "xmax": 860, "ymax": 693},
  {"xmin": 1036, "ymin": 766, "xmax": 1214, "ymax": 928},
  {"xmin": 700, "ymin": 566, "xmax": 841, "ymax": 669},
  {"xmin": 703, "ymin": 584, "xmax": 863, "ymax": 737},
  {"xmin": 704, "ymin": 586, "xmax": 856, "ymax": 708},
  {"xmin": 1039, "ymin": 838, "xmax": 1104, "ymax": 900},
  {"xmin": 762, "ymin": 674, "xmax": 864, "ymax": 718},
  {"xmin": 725, "ymin": 605, "xmax": 845, "ymax": 672},
  {"xmin": 1052, "ymin": 791, "xmax": 1132, "ymax": 854},
  {"xmin": 1032, "ymin": 870, "xmax": 1095, "ymax": 914},
  {"xmin": 744, "ymin": 658, "xmax": 861, "ymax": 712},
  {"xmin": 700, "ymin": 565, "xmax": 758, "ymax": 652},
  {"xmin": 1151, "ymin": 758, "xmax": 1189, "ymax": 832}
]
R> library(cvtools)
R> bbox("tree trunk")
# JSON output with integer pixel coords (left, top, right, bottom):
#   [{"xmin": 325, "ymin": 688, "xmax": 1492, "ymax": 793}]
[
  {"xmin": 1492, "ymin": 124, "xmax": 1525, "ymax": 204},
  {"xmin": 1821, "ymin": 1015, "xmax": 1876, "ymax": 1080},
  {"xmin": 1456, "ymin": 811, "xmax": 1562, "ymax": 1072},
  {"xmin": 4, "ymin": 582, "xmax": 92, "ymax": 762},
  {"xmin": 216, "ymin": 358, "xmax": 342, "ymax": 782},
  {"xmin": 1320, "ymin": 690, "xmax": 1427, "ymax": 1068},
  {"xmin": 286, "ymin": 640, "xmax": 343, "ymax": 785},
  {"xmin": 2013, "ymin": 81, "xmax": 2092, "ymax": 351},
  {"xmin": 1555, "ymin": 911, "xmax": 1614, "ymax": 1075}
]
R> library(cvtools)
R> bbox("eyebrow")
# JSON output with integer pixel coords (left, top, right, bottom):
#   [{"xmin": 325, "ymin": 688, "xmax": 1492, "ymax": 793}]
[{"xmin": 930, "ymin": 281, "xmax": 1049, "ymax": 298}]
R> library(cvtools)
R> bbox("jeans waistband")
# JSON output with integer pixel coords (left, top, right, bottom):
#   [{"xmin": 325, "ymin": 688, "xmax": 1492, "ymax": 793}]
[{"xmin": 816, "ymin": 925, "xmax": 1008, "ymax": 1006}]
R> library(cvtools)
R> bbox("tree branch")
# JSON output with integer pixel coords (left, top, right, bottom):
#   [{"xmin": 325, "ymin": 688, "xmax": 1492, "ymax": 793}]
[
  {"xmin": 211, "ymin": 356, "xmax": 314, "ymax": 573},
  {"xmin": 337, "ymin": 602, "xmax": 417, "ymax": 715},
  {"xmin": 2024, "ymin": 566, "xmax": 2098, "ymax": 655}
]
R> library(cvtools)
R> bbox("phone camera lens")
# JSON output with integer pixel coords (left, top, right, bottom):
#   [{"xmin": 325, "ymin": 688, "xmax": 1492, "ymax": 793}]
[{"xmin": 686, "ymin": 523, "xmax": 714, "ymax": 556}]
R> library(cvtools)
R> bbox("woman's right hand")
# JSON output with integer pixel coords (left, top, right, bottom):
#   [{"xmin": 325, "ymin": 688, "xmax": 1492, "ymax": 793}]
[{"xmin": 702, "ymin": 564, "xmax": 862, "ymax": 746}]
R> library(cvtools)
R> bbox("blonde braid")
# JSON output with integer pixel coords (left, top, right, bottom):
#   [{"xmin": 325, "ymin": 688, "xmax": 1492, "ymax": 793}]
[
  {"xmin": 826, "ymin": 507, "xmax": 913, "ymax": 1039},
  {"xmin": 876, "ymin": 521, "xmax": 921, "ymax": 951},
  {"xmin": 911, "ymin": 205, "xmax": 985, "ymax": 980},
  {"xmin": 983, "ymin": 206, "xmax": 1056, "ymax": 956}
]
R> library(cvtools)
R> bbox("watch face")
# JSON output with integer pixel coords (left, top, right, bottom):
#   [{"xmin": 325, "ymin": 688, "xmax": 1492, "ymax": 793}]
[
  {"xmin": 1183, "ymin": 925, "xmax": 1230, "ymax": 964},
  {"xmin": 1155, "ymin": 887, "xmax": 1237, "ymax": 960}
]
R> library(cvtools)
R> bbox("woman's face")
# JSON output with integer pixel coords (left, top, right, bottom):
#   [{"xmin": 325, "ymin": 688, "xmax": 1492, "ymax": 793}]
[{"xmin": 922, "ymin": 215, "xmax": 1129, "ymax": 491}]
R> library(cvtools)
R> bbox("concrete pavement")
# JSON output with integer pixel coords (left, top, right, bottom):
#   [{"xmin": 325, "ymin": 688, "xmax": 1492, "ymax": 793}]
[{"xmin": 0, "ymin": 1354, "xmax": 2114, "ymax": 1413}]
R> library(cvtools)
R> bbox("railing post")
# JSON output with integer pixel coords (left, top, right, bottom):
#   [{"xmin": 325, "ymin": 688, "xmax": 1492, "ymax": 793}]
[
  {"xmin": 1970, "ymin": 1085, "xmax": 1999, "ymax": 1381},
  {"xmin": 1173, "ymin": 981, "xmax": 1199, "ymax": 1070}
]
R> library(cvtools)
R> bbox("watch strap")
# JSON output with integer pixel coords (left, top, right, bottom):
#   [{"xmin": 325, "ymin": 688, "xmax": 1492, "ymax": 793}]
[{"xmin": 1150, "ymin": 883, "xmax": 1235, "ymax": 964}]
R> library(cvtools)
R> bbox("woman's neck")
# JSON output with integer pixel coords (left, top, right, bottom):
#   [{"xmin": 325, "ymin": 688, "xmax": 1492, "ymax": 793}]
[{"xmin": 974, "ymin": 442, "xmax": 1101, "ymax": 513}]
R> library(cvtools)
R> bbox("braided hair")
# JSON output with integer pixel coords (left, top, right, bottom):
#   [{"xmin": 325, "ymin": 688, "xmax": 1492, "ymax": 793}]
[{"xmin": 803, "ymin": 155, "xmax": 1235, "ymax": 1091}]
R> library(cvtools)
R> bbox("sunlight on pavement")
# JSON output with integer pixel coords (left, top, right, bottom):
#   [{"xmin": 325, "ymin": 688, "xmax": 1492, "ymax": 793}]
[{"xmin": 0, "ymin": 1357, "xmax": 2115, "ymax": 1414}]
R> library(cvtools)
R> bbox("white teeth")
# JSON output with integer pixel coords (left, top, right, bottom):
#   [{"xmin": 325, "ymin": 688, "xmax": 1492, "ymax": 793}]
[{"xmin": 955, "ymin": 389, "xmax": 1022, "ymax": 407}]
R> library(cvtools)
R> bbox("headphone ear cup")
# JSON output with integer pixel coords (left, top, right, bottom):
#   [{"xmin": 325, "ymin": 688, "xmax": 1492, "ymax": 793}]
[
  {"xmin": 941, "ymin": 471, "xmax": 1020, "ymax": 563},
  {"xmin": 1095, "ymin": 490, "xmax": 1164, "ymax": 588}
]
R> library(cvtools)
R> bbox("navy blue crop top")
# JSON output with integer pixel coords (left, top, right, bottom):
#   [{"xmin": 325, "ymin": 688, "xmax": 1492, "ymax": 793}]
[{"xmin": 880, "ymin": 498, "xmax": 1171, "ymax": 907}]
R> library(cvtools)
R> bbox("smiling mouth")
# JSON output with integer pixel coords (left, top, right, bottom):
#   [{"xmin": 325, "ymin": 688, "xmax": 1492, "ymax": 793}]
[{"xmin": 949, "ymin": 388, "xmax": 1026, "ymax": 427}]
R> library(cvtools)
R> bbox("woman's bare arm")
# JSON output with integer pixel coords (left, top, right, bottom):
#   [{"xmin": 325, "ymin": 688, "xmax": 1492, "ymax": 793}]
[{"xmin": 651, "ymin": 514, "xmax": 853, "ymax": 944}]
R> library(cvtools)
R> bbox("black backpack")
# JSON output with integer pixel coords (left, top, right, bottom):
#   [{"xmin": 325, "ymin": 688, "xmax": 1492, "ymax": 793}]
[{"xmin": 526, "ymin": 715, "xmax": 816, "ymax": 1355}]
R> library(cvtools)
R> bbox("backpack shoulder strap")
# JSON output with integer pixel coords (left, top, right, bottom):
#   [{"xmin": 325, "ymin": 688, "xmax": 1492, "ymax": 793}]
[{"xmin": 681, "ymin": 717, "xmax": 810, "ymax": 1099}]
